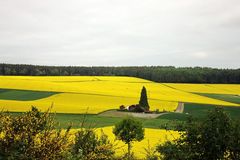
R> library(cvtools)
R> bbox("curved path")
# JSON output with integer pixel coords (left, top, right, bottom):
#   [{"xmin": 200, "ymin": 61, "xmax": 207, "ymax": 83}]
[{"xmin": 175, "ymin": 102, "xmax": 184, "ymax": 113}]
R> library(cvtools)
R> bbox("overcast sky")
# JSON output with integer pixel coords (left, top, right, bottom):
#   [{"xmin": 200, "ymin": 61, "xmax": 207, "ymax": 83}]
[{"xmin": 0, "ymin": 0, "xmax": 239, "ymax": 68}]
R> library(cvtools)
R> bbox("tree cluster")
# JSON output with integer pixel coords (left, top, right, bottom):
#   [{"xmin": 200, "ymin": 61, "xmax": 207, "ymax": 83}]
[
  {"xmin": 1, "ymin": 63, "xmax": 240, "ymax": 83},
  {"xmin": 157, "ymin": 107, "xmax": 240, "ymax": 160}
]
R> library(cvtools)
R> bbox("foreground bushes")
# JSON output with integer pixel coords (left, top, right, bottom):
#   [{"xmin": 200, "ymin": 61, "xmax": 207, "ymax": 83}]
[
  {"xmin": 157, "ymin": 108, "xmax": 240, "ymax": 160},
  {"xmin": 0, "ymin": 107, "xmax": 71, "ymax": 159},
  {"xmin": 0, "ymin": 107, "xmax": 115, "ymax": 160},
  {"xmin": 1, "ymin": 107, "xmax": 239, "ymax": 160}
]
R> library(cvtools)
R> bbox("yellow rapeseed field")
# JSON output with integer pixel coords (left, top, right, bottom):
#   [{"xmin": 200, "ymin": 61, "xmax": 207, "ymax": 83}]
[
  {"xmin": 0, "ymin": 93, "xmax": 178, "ymax": 114},
  {"xmin": 165, "ymin": 83, "xmax": 240, "ymax": 95},
  {"xmin": 0, "ymin": 76, "xmax": 239, "ymax": 113},
  {"xmin": 71, "ymin": 126, "xmax": 180, "ymax": 159},
  {"xmin": 0, "ymin": 76, "xmax": 239, "ymax": 159}
]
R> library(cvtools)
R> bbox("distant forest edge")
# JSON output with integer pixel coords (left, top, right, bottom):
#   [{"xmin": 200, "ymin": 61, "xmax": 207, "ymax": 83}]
[{"xmin": 0, "ymin": 63, "xmax": 239, "ymax": 83}]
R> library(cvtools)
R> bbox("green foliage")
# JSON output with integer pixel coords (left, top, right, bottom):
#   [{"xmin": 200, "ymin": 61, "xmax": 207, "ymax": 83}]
[
  {"xmin": 200, "ymin": 108, "xmax": 231, "ymax": 159},
  {"xmin": 228, "ymin": 120, "xmax": 240, "ymax": 159},
  {"xmin": 120, "ymin": 152, "xmax": 137, "ymax": 160},
  {"xmin": 139, "ymin": 86, "xmax": 150, "ymax": 111},
  {"xmin": 157, "ymin": 107, "xmax": 240, "ymax": 160},
  {"xmin": 113, "ymin": 117, "xmax": 144, "ymax": 144},
  {"xmin": 0, "ymin": 107, "xmax": 116, "ymax": 160},
  {"xmin": 156, "ymin": 141, "xmax": 186, "ymax": 160},
  {"xmin": 113, "ymin": 117, "xmax": 144, "ymax": 160},
  {"xmin": 72, "ymin": 129, "xmax": 115, "ymax": 160},
  {"xmin": 0, "ymin": 106, "xmax": 71, "ymax": 160}
]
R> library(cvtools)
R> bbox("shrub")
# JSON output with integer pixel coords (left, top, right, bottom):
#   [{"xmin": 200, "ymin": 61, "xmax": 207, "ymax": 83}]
[
  {"xmin": 72, "ymin": 129, "xmax": 115, "ymax": 160},
  {"xmin": 157, "ymin": 107, "xmax": 239, "ymax": 160},
  {"xmin": 228, "ymin": 120, "xmax": 240, "ymax": 159},
  {"xmin": 0, "ymin": 107, "xmax": 71, "ymax": 160}
]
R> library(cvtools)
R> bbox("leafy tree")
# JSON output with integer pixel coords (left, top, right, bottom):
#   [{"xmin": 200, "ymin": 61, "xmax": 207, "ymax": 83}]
[
  {"xmin": 139, "ymin": 86, "xmax": 150, "ymax": 111},
  {"xmin": 157, "ymin": 107, "xmax": 237, "ymax": 160},
  {"xmin": 200, "ymin": 107, "xmax": 231, "ymax": 160},
  {"xmin": 228, "ymin": 120, "xmax": 240, "ymax": 159},
  {"xmin": 113, "ymin": 117, "xmax": 144, "ymax": 160}
]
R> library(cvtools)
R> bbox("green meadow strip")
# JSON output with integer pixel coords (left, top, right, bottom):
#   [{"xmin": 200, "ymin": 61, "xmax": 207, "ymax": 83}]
[
  {"xmin": 196, "ymin": 93, "xmax": 240, "ymax": 105},
  {"xmin": 0, "ymin": 89, "xmax": 59, "ymax": 101}
]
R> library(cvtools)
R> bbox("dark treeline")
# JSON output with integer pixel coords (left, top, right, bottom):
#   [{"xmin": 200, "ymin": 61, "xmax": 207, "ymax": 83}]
[{"xmin": 0, "ymin": 63, "xmax": 240, "ymax": 83}]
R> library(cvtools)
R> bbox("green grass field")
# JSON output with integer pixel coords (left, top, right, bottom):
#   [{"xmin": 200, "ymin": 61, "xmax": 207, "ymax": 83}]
[
  {"xmin": 9, "ymin": 112, "xmax": 178, "ymax": 129},
  {"xmin": 8, "ymin": 102, "xmax": 240, "ymax": 130},
  {"xmin": 0, "ymin": 89, "xmax": 58, "ymax": 101},
  {"xmin": 159, "ymin": 93, "xmax": 240, "ymax": 122},
  {"xmin": 197, "ymin": 93, "xmax": 240, "ymax": 104},
  {"xmin": 160, "ymin": 103, "xmax": 240, "ymax": 121}
]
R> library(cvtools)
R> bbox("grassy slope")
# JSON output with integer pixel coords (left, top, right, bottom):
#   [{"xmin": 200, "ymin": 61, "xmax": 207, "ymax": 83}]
[
  {"xmin": 160, "ymin": 93, "xmax": 240, "ymax": 122},
  {"xmin": 0, "ymin": 89, "xmax": 58, "ymax": 101},
  {"xmin": 196, "ymin": 93, "xmax": 240, "ymax": 104},
  {"xmin": 9, "ymin": 112, "xmax": 181, "ymax": 130},
  {"xmin": 17, "ymin": 102, "xmax": 240, "ymax": 130},
  {"xmin": 160, "ymin": 103, "xmax": 240, "ymax": 121},
  {"xmin": 7, "ymin": 104, "xmax": 240, "ymax": 130},
  {"xmin": 54, "ymin": 113, "xmax": 184, "ymax": 129}
]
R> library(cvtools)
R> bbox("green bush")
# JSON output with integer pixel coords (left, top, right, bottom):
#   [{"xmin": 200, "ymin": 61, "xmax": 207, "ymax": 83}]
[
  {"xmin": 156, "ymin": 107, "xmax": 240, "ymax": 160},
  {"xmin": 0, "ymin": 107, "xmax": 71, "ymax": 160},
  {"xmin": 72, "ymin": 129, "xmax": 115, "ymax": 160}
]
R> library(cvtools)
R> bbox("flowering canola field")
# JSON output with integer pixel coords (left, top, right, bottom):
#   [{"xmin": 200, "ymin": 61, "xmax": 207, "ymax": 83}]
[
  {"xmin": 0, "ymin": 76, "xmax": 239, "ymax": 159},
  {"xmin": 0, "ymin": 76, "xmax": 239, "ymax": 113},
  {"xmin": 71, "ymin": 126, "xmax": 180, "ymax": 159},
  {"xmin": 165, "ymin": 83, "xmax": 240, "ymax": 95}
]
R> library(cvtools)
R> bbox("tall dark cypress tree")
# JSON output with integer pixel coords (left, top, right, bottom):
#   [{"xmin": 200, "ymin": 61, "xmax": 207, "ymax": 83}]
[{"xmin": 139, "ymin": 86, "xmax": 150, "ymax": 111}]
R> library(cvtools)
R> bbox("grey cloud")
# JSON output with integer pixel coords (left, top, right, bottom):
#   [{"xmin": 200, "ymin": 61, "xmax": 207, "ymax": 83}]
[{"xmin": 0, "ymin": 0, "xmax": 239, "ymax": 68}]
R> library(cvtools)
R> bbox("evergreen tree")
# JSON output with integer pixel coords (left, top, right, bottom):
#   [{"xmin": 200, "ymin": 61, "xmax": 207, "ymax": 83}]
[{"xmin": 139, "ymin": 86, "xmax": 150, "ymax": 111}]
